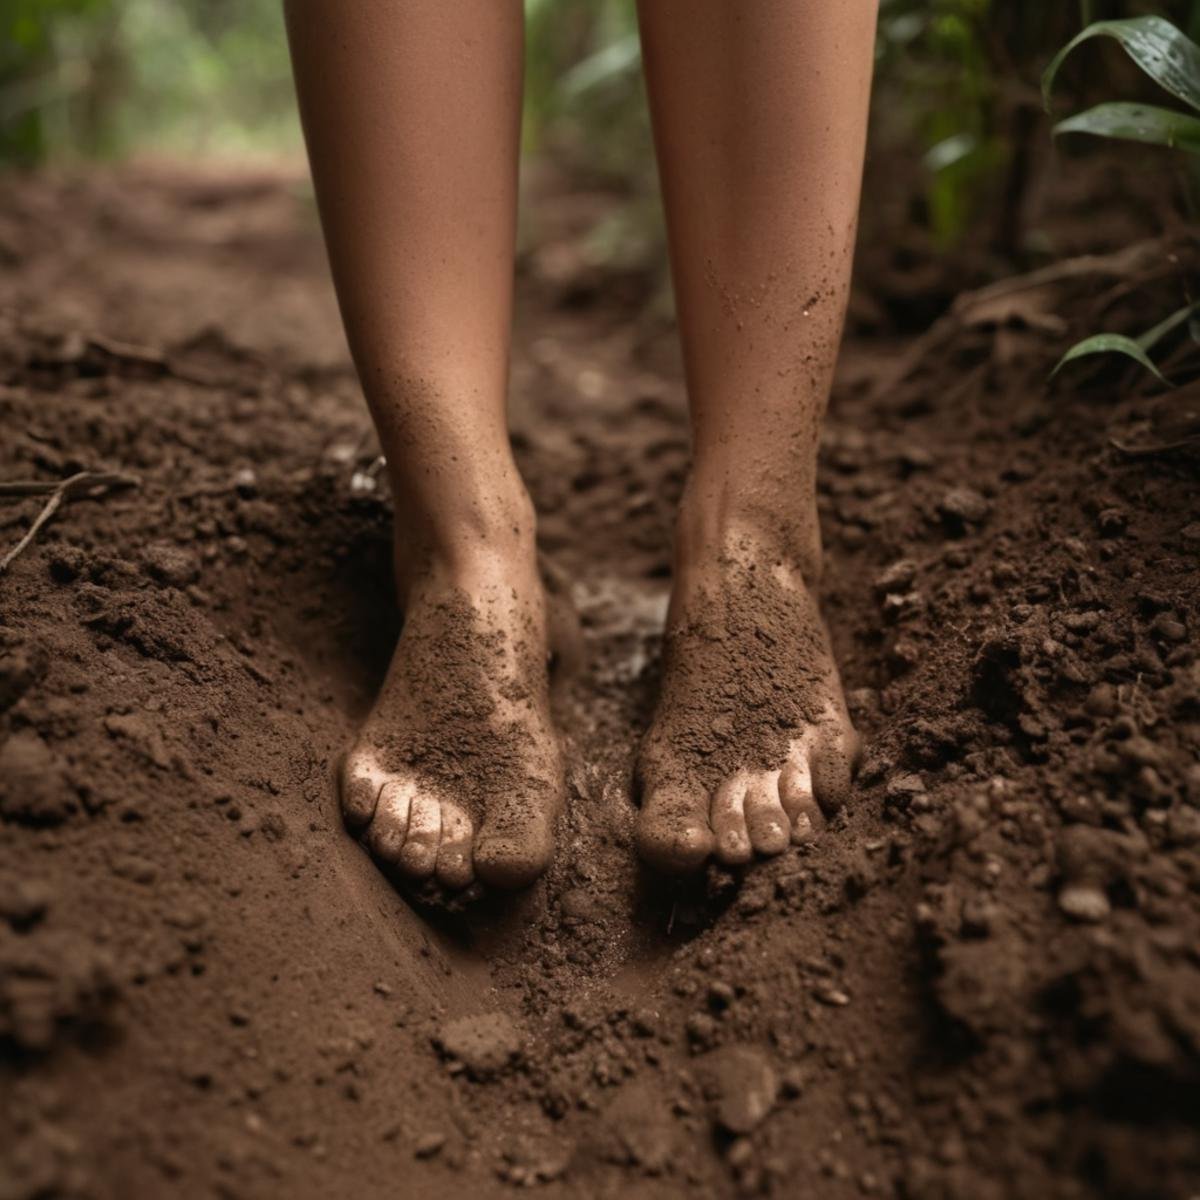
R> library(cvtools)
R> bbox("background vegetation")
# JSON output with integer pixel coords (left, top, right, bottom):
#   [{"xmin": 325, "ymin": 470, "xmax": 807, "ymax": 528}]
[{"xmin": 2, "ymin": 0, "xmax": 1199, "ymax": 254}]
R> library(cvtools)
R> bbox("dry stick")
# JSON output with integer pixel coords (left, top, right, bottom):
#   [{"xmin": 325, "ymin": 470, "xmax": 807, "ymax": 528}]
[
  {"xmin": 0, "ymin": 471, "xmax": 140, "ymax": 574},
  {"xmin": 1110, "ymin": 434, "xmax": 1200, "ymax": 457}
]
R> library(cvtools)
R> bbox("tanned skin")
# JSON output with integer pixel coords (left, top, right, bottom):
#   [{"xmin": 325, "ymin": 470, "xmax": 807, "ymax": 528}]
[{"xmin": 283, "ymin": 0, "xmax": 876, "ymax": 888}]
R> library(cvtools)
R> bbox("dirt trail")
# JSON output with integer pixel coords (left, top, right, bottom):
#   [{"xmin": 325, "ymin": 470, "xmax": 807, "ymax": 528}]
[{"xmin": 1, "ymin": 164, "xmax": 1198, "ymax": 1200}]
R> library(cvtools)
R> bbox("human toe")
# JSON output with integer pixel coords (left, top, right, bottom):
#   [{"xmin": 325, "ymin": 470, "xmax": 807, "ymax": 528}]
[
  {"xmin": 473, "ymin": 788, "xmax": 557, "ymax": 889},
  {"xmin": 434, "ymin": 801, "xmax": 475, "ymax": 890},
  {"xmin": 396, "ymin": 791, "xmax": 441, "ymax": 879},
  {"xmin": 635, "ymin": 786, "xmax": 714, "ymax": 873},
  {"xmin": 743, "ymin": 771, "xmax": 791, "ymax": 856},
  {"xmin": 811, "ymin": 725, "xmax": 858, "ymax": 816},
  {"xmin": 780, "ymin": 751, "xmax": 825, "ymax": 842},
  {"xmin": 711, "ymin": 773, "xmax": 753, "ymax": 866},
  {"xmin": 364, "ymin": 778, "xmax": 416, "ymax": 862}
]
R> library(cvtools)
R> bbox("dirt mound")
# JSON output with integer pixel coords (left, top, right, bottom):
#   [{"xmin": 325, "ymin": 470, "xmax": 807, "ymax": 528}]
[{"xmin": 0, "ymin": 165, "xmax": 1197, "ymax": 1199}]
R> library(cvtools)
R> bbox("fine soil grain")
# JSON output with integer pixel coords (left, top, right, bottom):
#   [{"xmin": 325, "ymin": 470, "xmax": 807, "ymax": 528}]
[{"xmin": 0, "ymin": 163, "xmax": 1197, "ymax": 1200}]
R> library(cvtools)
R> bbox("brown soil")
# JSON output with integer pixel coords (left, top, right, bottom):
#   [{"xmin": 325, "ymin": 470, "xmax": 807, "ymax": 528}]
[{"xmin": 1, "ymin": 162, "xmax": 1198, "ymax": 1200}]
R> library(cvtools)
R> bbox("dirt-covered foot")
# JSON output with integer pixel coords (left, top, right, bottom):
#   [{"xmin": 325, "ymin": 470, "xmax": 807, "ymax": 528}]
[
  {"xmin": 635, "ymin": 534, "xmax": 859, "ymax": 874},
  {"xmin": 340, "ymin": 549, "xmax": 563, "ymax": 891}
]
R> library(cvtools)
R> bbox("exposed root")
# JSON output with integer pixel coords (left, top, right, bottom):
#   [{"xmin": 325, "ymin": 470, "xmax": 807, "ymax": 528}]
[{"xmin": 0, "ymin": 470, "xmax": 140, "ymax": 574}]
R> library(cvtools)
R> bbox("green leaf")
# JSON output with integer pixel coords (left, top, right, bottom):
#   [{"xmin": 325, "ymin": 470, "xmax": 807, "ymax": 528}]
[
  {"xmin": 1043, "ymin": 16, "xmax": 1200, "ymax": 114},
  {"xmin": 1051, "ymin": 334, "xmax": 1168, "ymax": 383},
  {"xmin": 1137, "ymin": 299, "xmax": 1200, "ymax": 350},
  {"xmin": 1052, "ymin": 102, "xmax": 1200, "ymax": 153}
]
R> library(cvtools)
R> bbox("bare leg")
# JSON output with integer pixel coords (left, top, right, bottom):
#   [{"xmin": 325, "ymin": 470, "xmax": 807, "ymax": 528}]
[
  {"xmin": 633, "ymin": 0, "xmax": 876, "ymax": 872},
  {"xmin": 285, "ymin": 0, "xmax": 561, "ymax": 890}
]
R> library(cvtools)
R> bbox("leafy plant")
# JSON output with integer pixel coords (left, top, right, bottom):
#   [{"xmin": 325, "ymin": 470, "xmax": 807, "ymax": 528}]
[
  {"xmin": 1044, "ymin": 15, "xmax": 1200, "ymax": 382},
  {"xmin": 0, "ymin": 0, "xmax": 300, "ymax": 165},
  {"xmin": 1050, "ymin": 300, "xmax": 1198, "ymax": 383},
  {"xmin": 1044, "ymin": 16, "xmax": 1200, "ymax": 152}
]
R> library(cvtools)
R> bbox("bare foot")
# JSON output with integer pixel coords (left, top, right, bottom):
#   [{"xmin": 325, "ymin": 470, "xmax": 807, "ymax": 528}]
[
  {"xmin": 340, "ymin": 549, "xmax": 563, "ymax": 891},
  {"xmin": 635, "ymin": 533, "xmax": 859, "ymax": 874}
]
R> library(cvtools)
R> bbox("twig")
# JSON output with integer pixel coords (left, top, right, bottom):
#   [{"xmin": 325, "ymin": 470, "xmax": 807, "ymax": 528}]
[
  {"xmin": 0, "ymin": 470, "xmax": 140, "ymax": 574},
  {"xmin": 85, "ymin": 333, "xmax": 167, "ymax": 369},
  {"xmin": 1110, "ymin": 435, "xmax": 1200, "ymax": 458}
]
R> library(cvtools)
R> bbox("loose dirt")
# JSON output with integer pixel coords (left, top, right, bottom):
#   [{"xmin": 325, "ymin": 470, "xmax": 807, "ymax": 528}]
[
  {"xmin": 0, "ymin": 162, "xmax": 1197, "ymax": 1200},
  {"xmin": 644, "ymin": 561, "xmax": 843, "ymax": 794}
]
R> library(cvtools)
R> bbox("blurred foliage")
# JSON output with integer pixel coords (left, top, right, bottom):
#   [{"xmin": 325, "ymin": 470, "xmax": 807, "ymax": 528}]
[
  {"xmin": 524, "ymin": 0, "xmax": 1200, "ymax": 257},
  {"xmin": 524, "ymin": 0, "xmax": 659, "ymax": 272},
  {"xmin": 872, "ymin": 0, "xmax": 1200, "ymax": 249},
  {"xmin": 4, "ymin": 0, "xmax": 1200, "ymax": 257},
  {"xmin": 525, "ymin": 0, "xmax": 647, "ymax": 175},
  {"xmin": 0, "ymin": 0, "xmax": 299, "ymax": 163}
]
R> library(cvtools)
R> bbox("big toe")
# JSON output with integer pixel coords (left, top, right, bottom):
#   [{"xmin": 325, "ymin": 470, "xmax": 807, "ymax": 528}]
[
  {"xmin": 743, "ymin": 771, "xmax": 791, "ymax": 857},
  {"xmin": 635, "ymin": 787, "xmax": 714, "ymax": 874},
  {"xmin": 473, "ymin": 785, "xmax": 558, "ymax": 890},
  {"xmin": 811, "ymin": 724, "xmax": 860, "ymax": 816}
]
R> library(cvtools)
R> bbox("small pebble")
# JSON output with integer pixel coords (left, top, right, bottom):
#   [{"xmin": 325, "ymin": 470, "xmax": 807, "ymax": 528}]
[
  {"xmin": 813, "ymin": 985, "xmax": 851, "ymax": 1007},
  {"xmin": 1150, "ymin": 614, "xmax": 1186, "ymax": 642},
  {"xmin": 873, "ymin": 559, "xmax": 917, "ymax": 598},
  {"xmin": 701, "ymin": 1044, "xmax": 778, "ymax": 1135},
  {"xmin": 939, "ymin": 487, "xmax": 989, "ymax": 530},
  {"xmin": 414, "ymin": 1132, "xmax": 446, "ymax": 1159},
  {"xmin": 1058, "ymin": 883, "xmax": 1110, "ymax": 923}
]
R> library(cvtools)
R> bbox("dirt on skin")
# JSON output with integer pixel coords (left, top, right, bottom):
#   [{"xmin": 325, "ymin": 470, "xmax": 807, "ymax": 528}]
[
  {"xmin": 0, "ymin": 161, "xmax": 1198, "ymax": 1200},
  {"xmin": 345, "ymin": 584, "xmax": 560, "ymax": 895},
  {"xmin": 642, "ymin": 560, "xmax": 850, "ymax": 794}
]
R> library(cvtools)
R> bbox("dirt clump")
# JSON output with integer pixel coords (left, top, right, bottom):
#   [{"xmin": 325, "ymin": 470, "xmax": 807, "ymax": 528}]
[
  {"xmin": 436, "ymin": 1011, "xmax": 524, "ymax": 1079},
  {"xmin": 697, "ymin": 1043, "xmax": 779, "ymax": 1135}
]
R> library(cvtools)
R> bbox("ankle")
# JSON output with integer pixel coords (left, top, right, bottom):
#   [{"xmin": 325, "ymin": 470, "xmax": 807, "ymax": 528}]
[
  {"xmin": 394, "ymin": 487, "xmax": 540, "ymax": 598},
  {"xmin": 674, "ymin": 480, "xmax": 823, "ymax": 584}
]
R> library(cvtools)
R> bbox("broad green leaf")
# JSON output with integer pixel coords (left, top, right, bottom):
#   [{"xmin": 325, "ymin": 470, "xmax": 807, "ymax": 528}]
[
  {"xmin": 1052, "ymin": 102, "xmax": 1200, "ymax": 153},
  {"xmin": 1043, "ymin": 16, "xmax": 1200, "ymax": 114},
  {"xmin": 1051, "ymin": 334, "xmax": 1168, "ymax": 383},
  {"xmin": 1137, "ymin": 300, "xmax": 1200, "ymax": 350}
]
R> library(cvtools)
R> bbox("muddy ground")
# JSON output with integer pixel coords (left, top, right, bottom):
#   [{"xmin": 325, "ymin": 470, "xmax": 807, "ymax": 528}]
[{"xmin": 0, "ymin": 162, "xmax": 1198, "ymax": 1200}]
